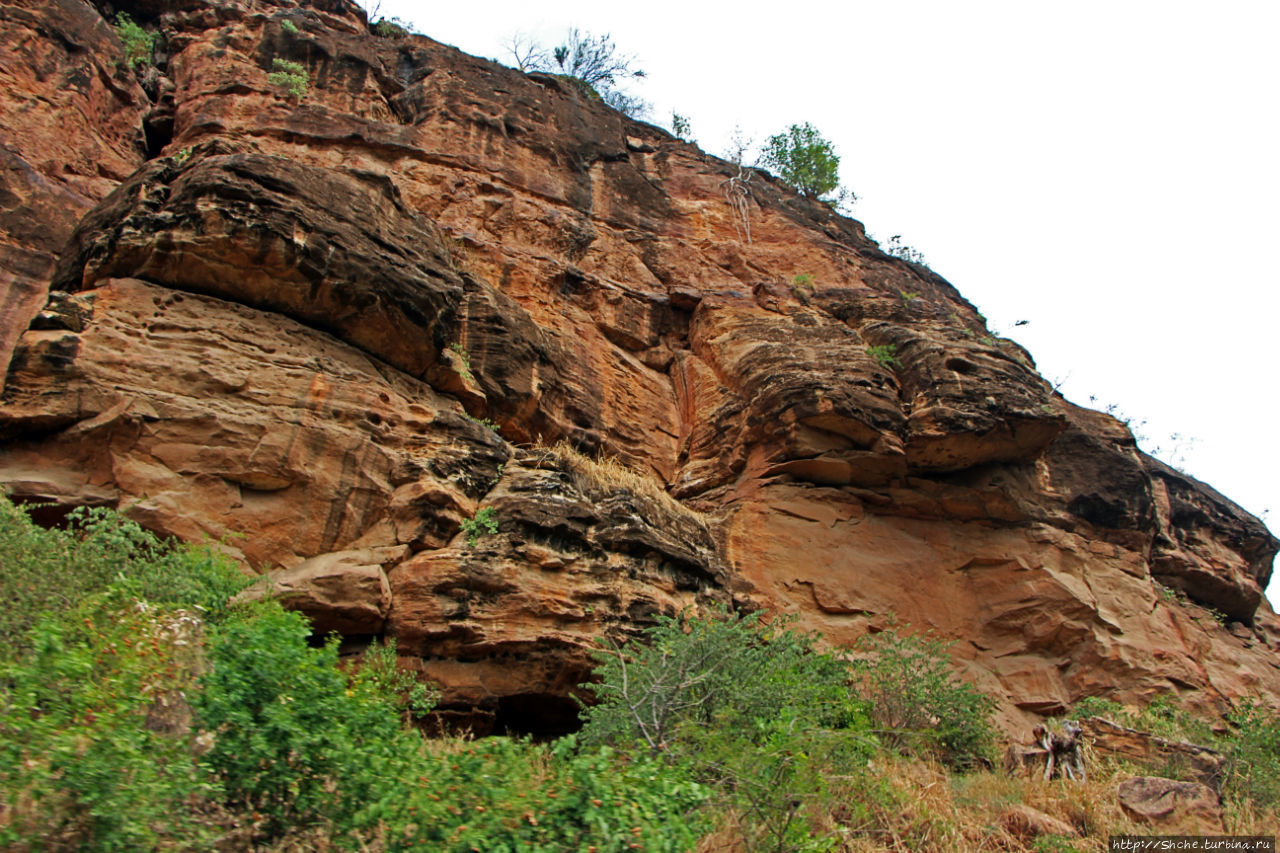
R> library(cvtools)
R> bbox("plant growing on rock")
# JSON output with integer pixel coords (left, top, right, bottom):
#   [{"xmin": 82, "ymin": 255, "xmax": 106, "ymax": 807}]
[
  {"xmin": 267, "ymin": 58, "xmax": 308, "ymax": 98},
  {"xmin": 867, "ymin": 343, "xmax": 901, "ymax": 369},
  {"xmin": 461, "ymin": 506, "xmax": 499, "ymax": 546},
  {"xmin": 114, "ymin": 13, "xmax": 157, "ymax": 69},
  {"xmin": 850, "ymin": 624, "xmax": 996, "ymax": 769},
  {"xmin": 759, "ymin": 122, "xmax": 852, "ymax": 208}
]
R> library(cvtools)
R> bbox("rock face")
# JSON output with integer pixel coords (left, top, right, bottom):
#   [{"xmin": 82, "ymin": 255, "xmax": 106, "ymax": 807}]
[
  {"xmin": 2, "ymin": 0, "xmax": 1279, "ymax": 734},
  {"xmin": 1117, "ymin": 776, "xmax": 1225, "ymax": 834}
]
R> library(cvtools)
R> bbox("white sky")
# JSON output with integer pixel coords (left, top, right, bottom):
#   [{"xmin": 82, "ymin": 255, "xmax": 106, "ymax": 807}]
[{"xmin": 375, "ymin": 0, "xmax": 1279, "ymax": 606}]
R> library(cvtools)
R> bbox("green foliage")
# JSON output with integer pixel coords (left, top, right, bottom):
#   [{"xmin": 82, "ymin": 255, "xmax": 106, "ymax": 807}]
[
  {"xmin": 352, "ymin": 639, "xmax": 438, "ymax": 723},
  {"xmin": 850, "ymin": 625, "xmax": 997, "ymax": 769},
  {"xmin": 580, "ymin": 607, "xmax": 855, "ymax": 751},
  {"xmin": 0, "ymin": 597, "xmax": 220, "ymax": 849},
  {"xmin": 1222, "ymin": 701, "xmax": 1280, "ymax": 809},
  {"xmin": 759, "ymin": 122, "xmax": 844, "ymax": 203},
  {"xmin": 899, "ymin": 290, "xmax": 920, "ymax": 304},
  {"xmin": 461, "ymin": 506, "xmax": 499, "ymax": 546},
  {"xmin": 793, "ymin": 273, "xmax": 815, "ymax": 289},
  {"xmin": 671, "ymin": 112, "xmax": 693, "ymax": 141},
  {"xmin": 449, "ymin": 341, "xmax": 474, "ymax": 381},
  {"xmin": 0, "ymin": 495, "xmax": 248, "ymax": 657},
  {"xmin": 580, "ymin": 607, "xmax": 873, "ymax": 852},
  {"xmin": 371, "ymin": 17, "xmax": 409, "ymax": 38},
  {"xmin": 193, "ymin": 604, "xmax": 408, "ymax": 837},
  {"xmin": 866, "ymin": 343, "xmax": 901, "ymax": 370},
  {"xmin": 381, "ymin": 737, "xmax": 710, "ymax": 852},
  {"xmin": 114, "ymin": 13, "xmax": 156, "ymax": 69},
  {"xmin": 267, "ymin": 58, "xmax": 308, "ymax": 98},
  {"xmin": 280, "ymin": 18, "xmax": 299, "ymax": 35}
]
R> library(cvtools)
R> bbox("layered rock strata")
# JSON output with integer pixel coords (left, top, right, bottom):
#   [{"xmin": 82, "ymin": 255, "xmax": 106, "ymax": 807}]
[{"xmin": 2, "ymin": 0, "xmax": 1277, "ymax": 733}]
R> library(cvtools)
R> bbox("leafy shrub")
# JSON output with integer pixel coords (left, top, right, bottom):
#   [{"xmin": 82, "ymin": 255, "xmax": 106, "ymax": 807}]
[
  {"xmin": 883, "ymin": 234, "xmax": 929, "ymax": 266},
  {"xmin": 114, "ymin": 13, "xmax": 156, "ymax": 68},
  {"xmin": 580, "ymin": 607, "xmax": 873, "ymax": 852},
  {"xmin": 867, "ymin": 343, "xmax": 902, "ymax": 370},
  {"xmin": 580, "ymin": 606, "xmax": 856, "ymax": 751},
  {"xmin": 370, "ymin": 17, "xmax": 409, "ymax": 38},
  {"xmin": 0, "ymin": 495, "xmax": 248, "ymax": 657},
  {"xmin": 759, "ymin": 122, "xmax": 847, "ymax": 205},
  {"xmin": 193, "ymin": 604, "xmax": 411, "ymax": 837},
  {"xmin": 850, "ymin": 625, "xmax": 996, "ymax": 769},
  {"xmin": 352, "ymin": 639, "xmax": 438, "ymax": 724},
  {"xmin": 671, "ymin": 111, "xmax": 693, "ymax": 141},
  {"xmin": 377, "ymin": 736, "xmax": 709, "ymax": 852},
  {"xmin": 280, "ymin": 18, "xmax": 299, "ymax": 35},
  {"xmin": 267, "ymin": 58, "xmax": 308, "ymax": 98},
  {"xmin": 0, "ymin": 595, "xmax": 220, "ymax": 849},
  {"xmin": 461, "ymin": 506, "xmax": 499, "ymax": 546}
]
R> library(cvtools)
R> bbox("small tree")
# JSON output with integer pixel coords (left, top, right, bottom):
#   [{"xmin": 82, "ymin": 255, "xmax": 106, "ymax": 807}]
[
  {"xmin": 850, "ymin": 624, "xmax": 996, "ymax": 768},
  {"xmin": 759, "ymin": 122, "xmax": 847, "ymax": 205}
]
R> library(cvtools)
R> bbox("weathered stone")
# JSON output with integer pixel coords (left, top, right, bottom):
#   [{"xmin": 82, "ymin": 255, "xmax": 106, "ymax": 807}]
[
  {"xmin": 237, "ymin": 546, "xmax": 403, "ymax": 635},
  {"xmin": 1079, "ymin": 717, "xmax": 1226, "ymax": 788},
  {"xmin": 1000, "ymin": 804, "xmax": 1076, "ymax": 841},
  {"xmin": 1117, "ymin": 776, "xmax": 1225, "ymax": 834}
]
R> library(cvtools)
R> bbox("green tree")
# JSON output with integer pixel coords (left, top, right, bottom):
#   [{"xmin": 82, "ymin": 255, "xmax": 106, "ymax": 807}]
[
  {"xmin": 850, "ymin": 624, "xmax": 996, "ymax": 768},
  {"xmin": 759, "ymin": 122, "xmax": 846, "ymax": 204},
  {"xmin": 580, "ymin": 607, "xmax": 873, "ymax": 853}
]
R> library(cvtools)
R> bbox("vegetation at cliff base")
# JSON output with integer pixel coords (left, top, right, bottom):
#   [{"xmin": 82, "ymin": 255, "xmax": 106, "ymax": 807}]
[{"xmin": 1, "ymin": 495, "xmax": 1276, "ymax": 849}]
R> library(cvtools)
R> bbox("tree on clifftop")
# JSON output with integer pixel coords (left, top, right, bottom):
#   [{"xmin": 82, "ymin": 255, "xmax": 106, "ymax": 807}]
[{"xmin": 760, "ymin": 122, "xmax": 850, "ymax": 207}]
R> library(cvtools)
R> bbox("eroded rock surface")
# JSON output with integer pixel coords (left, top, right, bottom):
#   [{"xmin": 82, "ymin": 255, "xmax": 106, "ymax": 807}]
[{"xmin": 2, "ymin": 0, "xmax": 1278, "ymax": 732}]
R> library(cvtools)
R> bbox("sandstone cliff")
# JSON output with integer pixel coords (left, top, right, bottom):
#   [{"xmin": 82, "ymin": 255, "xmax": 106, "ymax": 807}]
[{"xmin": 2, "ymin": 0, "xmax": 1277, "ymax": 734}]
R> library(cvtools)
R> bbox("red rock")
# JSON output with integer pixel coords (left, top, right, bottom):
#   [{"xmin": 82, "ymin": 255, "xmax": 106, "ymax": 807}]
[
  {"xmin": 1117, "ymin": 776, "xmax": 1225, "ymax": 833},
  {"xmin": 1000, "ymin": 804, "xmax": 1076, "ymax": 840},
  {"xmin": 1, "ymin": 0, "xmax": 1278, "ymax": 733}
]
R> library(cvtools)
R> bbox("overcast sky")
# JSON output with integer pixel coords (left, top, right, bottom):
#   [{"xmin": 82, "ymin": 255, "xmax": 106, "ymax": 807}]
[{"xmin": 372, "ymin": 1, "xmax": 1279, "ymax": 606}]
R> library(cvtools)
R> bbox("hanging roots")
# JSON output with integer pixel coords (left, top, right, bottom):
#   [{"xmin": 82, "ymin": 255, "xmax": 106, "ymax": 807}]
[{"xmin": 720, "ymin": 165, "xmax": 754, "ymax": 244}]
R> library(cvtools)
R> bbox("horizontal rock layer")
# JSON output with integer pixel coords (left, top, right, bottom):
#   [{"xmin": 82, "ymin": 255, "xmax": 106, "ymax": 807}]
[{"xmin": 1, "ymin": 0, "xmax": 1277, "ymax": 732}]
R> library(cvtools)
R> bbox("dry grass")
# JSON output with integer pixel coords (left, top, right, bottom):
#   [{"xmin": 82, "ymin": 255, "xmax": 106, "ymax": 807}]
[
  {"xmin": 539, "ymin": 440, "xmax": 711, "ymax": 525},
  {"xmin": 690, "ymin": 753, "xmax": 1180, "ymax": 853}
]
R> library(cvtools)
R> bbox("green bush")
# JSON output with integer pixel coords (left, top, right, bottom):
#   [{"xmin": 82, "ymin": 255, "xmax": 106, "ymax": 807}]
[
  {"xmin": 580, "ymin": 606, "xmax": 873, "ymax": 852},
  {"xmin": 0, "ymin": 495, "xmax": 248, "ymax": 657},
  {"xmin": 267, "ymin": 58, "xmax": 308, "ymax": 98},
  {"xmin": 461, "ymin": 506, "xmax": 499, "ymax": 546},
  {"xmin": 759, "ymin": 122, "xmax": 844, "ymax": 203},
  {"xmin": 193, "ymin": 604, "xmax": 410, "ymax": 837},
  {"xmin": 114, "ymin": 13, "xmax": 156, "ymax": 69},
  {"xmin": 850, "ymin": 625, "xmax": 996, "ymax": 769},
  {"xmin": 0, "ymin": 595, "xmax": 221, "ymax": 850},
  {"xmin": 866, "ymin": 343, "xmax": 901, "ymax": 370},
  {"xmin": 370, "ymin": 17, "xmax": 409, "ymax": 38},
  {"xmin": 580, "ymin": 606, "xmax": 856, "ymax": 751}
]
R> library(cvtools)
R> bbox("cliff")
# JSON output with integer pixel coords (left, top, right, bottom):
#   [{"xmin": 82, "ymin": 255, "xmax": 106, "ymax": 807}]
[{"xmin": 2, "ymin": 0, "xmax": 1277, "ymax": 735}]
